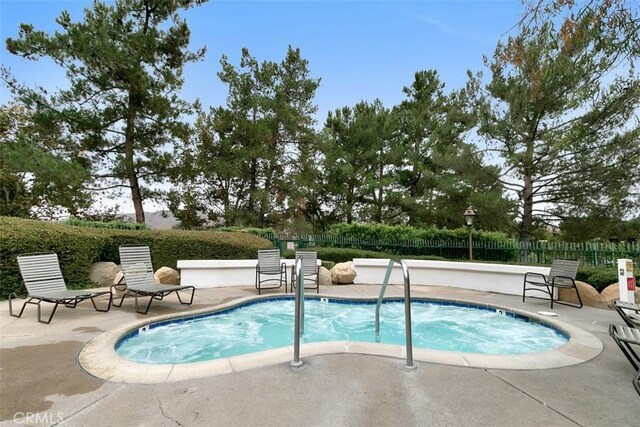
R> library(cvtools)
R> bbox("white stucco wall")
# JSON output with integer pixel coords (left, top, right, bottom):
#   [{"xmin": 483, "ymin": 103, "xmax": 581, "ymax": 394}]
[
  {"xmin": 177, "ymin": 258, "xmax": 550, "ymax": 297},
  {"xmin": 352, "ymin": 259, "xmax": 550, "ymax": 297},
  {"xmin": 176, "ymin": 259, "xmax": 320, "ymax": 288}
]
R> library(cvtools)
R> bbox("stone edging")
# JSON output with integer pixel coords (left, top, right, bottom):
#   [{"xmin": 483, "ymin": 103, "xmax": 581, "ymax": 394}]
[{"xmin": 78, "ymin": 294, "xmax": 603, "ymax": 384}]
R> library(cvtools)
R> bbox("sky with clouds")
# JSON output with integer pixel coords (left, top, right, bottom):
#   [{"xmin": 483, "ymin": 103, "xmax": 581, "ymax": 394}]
[{"xmin": 1, "ymin": 0, "xmax": 523, "ymax": 124}]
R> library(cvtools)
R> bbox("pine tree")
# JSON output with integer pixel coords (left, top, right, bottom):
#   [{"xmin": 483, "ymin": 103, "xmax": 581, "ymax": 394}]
[{"xmin": 3, "ymin": 0, "xmax": 207, "ymax": 223}]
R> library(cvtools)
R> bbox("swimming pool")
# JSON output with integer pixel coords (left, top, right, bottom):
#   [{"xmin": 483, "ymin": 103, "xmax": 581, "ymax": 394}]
[
  {"xmin": 116, "ymin": 297, "xmax": 568, "ymax": 364},
  {"xmin": 79, "ymin": 293, "xmax": 604, "ymax": 383}
]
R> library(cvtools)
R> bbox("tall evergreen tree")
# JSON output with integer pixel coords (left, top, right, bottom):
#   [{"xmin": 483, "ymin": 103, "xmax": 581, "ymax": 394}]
[
  {"xmin": 478, "ymin": 0, "xmax": 640, "ymax": 242},
  {"xmin": 170, "ymin": 47, "xmax": 319, "ymax": 228},
  {"xmin": 0, "ymin": 102, "xmax": 91, "ymax": 218},
  {"xmin": 322, "ymin": 100, "xmax": 396, "ymax": 224},
  {"xmin": 393, "ymin": 71, "xmax": 513, "ymax": 231},
  {"xmin": 3, "ymin": 0, "xmax": 207, "ymax": 223}
]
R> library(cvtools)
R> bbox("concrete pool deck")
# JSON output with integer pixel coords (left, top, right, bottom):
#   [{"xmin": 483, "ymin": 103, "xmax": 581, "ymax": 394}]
[{"xmin": 1, "ymin": 284, "xmax": 639, "ymax": 426}]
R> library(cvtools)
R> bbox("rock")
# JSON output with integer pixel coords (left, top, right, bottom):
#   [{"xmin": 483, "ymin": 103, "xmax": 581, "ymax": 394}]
[
  {"xmin": 111, "ymin": 270, "xmax": 126, "ymax": 297},
  {"xmin": 600, "ymin": 284, "xmax": 619, "ymax": 308},
  {"xmin": 154, "ymin": 267, "xmax": 180, "ymax": 285},
  {"xmin": 601, "ymin": 283, "xmax": 640, "ymax": 308},
  {"xmin": 89, "ymin": 262, "xmax": 120, "ymax": 287},
  {"xmin": 318, "ymin": 266, "xmax": 332, "ymax": 287},
  {"xmin": 113, "ymin": 271, "xmax": 125, "ymax": 286},
  {"xmin": 331, "ymin": 261, "xmax": 357, "ymax": 284},
  {"xmin": 558, "ymin": 280, "xmax": 606, "ymax": 309}
]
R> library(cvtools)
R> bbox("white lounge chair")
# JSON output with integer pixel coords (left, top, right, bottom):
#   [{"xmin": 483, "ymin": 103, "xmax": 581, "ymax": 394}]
[
  {"xmin": 609, "ymin": 323, "xmax": 640, "ymax": 371},
  {"xmin": 113, "ymin": 245, "xmax": 195, "ymax": 314},
  {"xmin": 613, "ymin": 300, "xmax": 640, "ymax": 328},
  {"xmin": 9, "ymin": 253, "xmax": 113, "ymax": 324}
]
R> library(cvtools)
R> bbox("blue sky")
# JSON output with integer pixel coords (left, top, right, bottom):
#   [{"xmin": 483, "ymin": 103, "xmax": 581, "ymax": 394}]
[{"xmin": 1, "ymin": 0, "xmax": 523, "ymax": 125}]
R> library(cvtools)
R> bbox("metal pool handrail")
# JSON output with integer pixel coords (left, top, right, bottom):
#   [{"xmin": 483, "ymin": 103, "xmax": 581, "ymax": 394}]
[
  {"xmin": 291, "ymin": 256, "xmax": 304, "ymax": 367},
  {"xmin": 375, "ymin": 259, "xmax": 416, "ymax": 369}
]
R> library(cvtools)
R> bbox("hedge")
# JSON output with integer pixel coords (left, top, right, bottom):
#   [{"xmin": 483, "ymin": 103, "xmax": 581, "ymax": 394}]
[
  {"xmin": 283, "ymin": 245, "xmax": 633, "ymax": 292},
  {"xmin": 321, "ymin": 223, "xmax": 517, "ymax": 262},
  {"xmin": 284, "ymin": 247, "xmax": 392, "ymax": 264},
  {"xmin": 576, "ymin": 265, "xmax": 640, "ymax": 293},
  {"xmin": 64, "ymin": 217, "xmax": 148, "ymax": 230},
  {"xmin": 285, "ymin": 247, "xmax": 447, "ymax": 265},
  {"xmin": 0, "ymin": 216, "xmax": 273, "ymax": 299},
  {"xmin": 329, "ymin": 223, "xmax": 513, "ymax": 243}
]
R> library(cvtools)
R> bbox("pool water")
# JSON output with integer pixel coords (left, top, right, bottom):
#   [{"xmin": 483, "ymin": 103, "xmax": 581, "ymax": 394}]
[{"xmin": 116, "ymin": 299, "xmax": 568, "ymax": 364}]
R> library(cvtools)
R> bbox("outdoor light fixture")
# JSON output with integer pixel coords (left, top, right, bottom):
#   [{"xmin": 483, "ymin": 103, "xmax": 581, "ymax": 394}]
[{"xmin": 463, "ymin": 206, "xmax": 477, "ymax": 260}]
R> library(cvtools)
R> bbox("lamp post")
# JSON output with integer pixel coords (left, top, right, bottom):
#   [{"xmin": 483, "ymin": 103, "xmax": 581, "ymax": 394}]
[{"xmin": 463, "ymin": 206, "xmax": 477, "ymax": 261}]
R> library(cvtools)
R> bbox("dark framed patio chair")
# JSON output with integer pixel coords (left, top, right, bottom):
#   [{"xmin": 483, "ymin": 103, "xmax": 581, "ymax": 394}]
[
  {"xmin": 613, "ymin": 300, "xmax": 640, "ymax": 328},
  {"xmin": 9, "ymin": 253, "xmax": 113, "ymax": 324},
  {"xmin": 255, "ymin": 249, "xmax": 287, "ymax": 294},
  {"xmin": 112, "ymin": 245, "xmax": 195, "ymax": 314},
  {"xmin": 609, "ymin": 323, "xmax": 640, "ymax": 371},
  {"xmin": 290, "ymin": 250, "xmax": 319, "ymax": 294},
  {"xmin": 522, "ymin": 259, "xmax": 582, "ymax": 309}
]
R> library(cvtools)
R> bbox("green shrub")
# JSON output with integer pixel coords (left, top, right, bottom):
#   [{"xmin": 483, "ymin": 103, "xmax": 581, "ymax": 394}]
[
  {"xmin": 329, "ymin": 223, "xmax": 513, "ymax": 242},
  {"xmin": 577, "ymin": 265, "xmax": 640, "ymax": 293},
  {"xmin": 0, "ymin": 216, "xmax": 273, "ymax": 299},
  {"xmin": 214, "ymin": 226, "xmax": 276, "ymax": 240},
  {"xmin": 0, "ymin": 217, "xmax": 109, "ymax": 298},
  {"xmin": 321, "ymin": 261, "xmax": 336, "ymax": 270},
  {"xmin": 407, "ymin": 255, "xmax": 448, "ymax": 261},
  {"xmin": 284, "ymin": 247, "xmax": 389, "ymax": 263},
  {"xmin": 64, "ymin": 216, "xmax": 148, "ymax": 230},
  {"xmin": 325, "ymin": 223, "xmax": 516, "ymax": 262},
  {"xmin": 284, "ymin": 247, "xmax": 447, "ymax": 265}
]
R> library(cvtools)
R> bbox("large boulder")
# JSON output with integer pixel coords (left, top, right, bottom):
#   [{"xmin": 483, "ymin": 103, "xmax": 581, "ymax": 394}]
[
  {"xmin": 89, "ymin": 262, "xmax": 120, "ymax": 287},
  {"xmin": 601, "ymin": 283, "xmax": 640, "ymax": 308},
  {"xmin": 318, "ymin": 266, "xmax": 332, "ymax": 287},
  {"xmin": 558, "ymin": 280, "xmax": 606, "ymax": 309},
  {"xmin": 154, "ymin": 267, "xmax": 180, "ymax": 285},
  {"xmin": 600, "ymin": 283, "xmax": 619, "ymax": 308},
  {"xmin": 331, "ymin": 261, "xmax": 357, "ymax": 284}
]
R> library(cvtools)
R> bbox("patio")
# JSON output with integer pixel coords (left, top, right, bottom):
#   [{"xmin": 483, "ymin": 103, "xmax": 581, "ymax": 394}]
[{"xmin": 1, "ymin": 283, "xmax": 638, "ymax": 426}]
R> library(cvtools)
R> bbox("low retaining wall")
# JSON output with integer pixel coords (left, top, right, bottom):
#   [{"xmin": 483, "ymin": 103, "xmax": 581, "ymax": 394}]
[
  {"xmin": 177, "ymin": 258, "xmax": 550, "ymax": 297},
  {"xmin": 352, "ymin": 259, "xmax": 550, "ymax": 297},
  {"xmin": 176, "ymin": 259, "xmax": 320, "ymax": 288}
]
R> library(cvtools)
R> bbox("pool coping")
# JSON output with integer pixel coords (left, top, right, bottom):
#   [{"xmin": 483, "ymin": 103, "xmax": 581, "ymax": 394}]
[{"xmin": 78, "ymin": 294, "xmax": 603, "ymax": 384}]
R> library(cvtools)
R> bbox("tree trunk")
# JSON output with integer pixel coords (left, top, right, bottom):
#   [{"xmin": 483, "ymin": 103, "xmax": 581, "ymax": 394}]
[
  {"xmin": 520, "ymin": 133, "xmax": 537, "ymax": 243},
  {"xmin": 125, "ymin": 100, "xmax": 145, "ymax": 223},
  {"xmin": 346, "ymin": 182, "xmax": 354, "ymax": 224},
  {"xmin": 520, "ymin": 172, "xmax": 534, "ymax": 243},
  {"xmin": 376, "ymin": 150, "xmax": 384, "ymax": 223},
  {"xmin": 407, "ymin": 139, "xmax": 420, "ymax": 225},
  {"xmin": 248, "ymin": 159, "xmax": 257, "ymax": 212}
]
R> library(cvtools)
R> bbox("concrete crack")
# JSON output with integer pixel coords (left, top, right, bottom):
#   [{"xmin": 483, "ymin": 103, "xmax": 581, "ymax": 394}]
[
  {"xmin": 157, "ymin": 397, "xmax": 183, "ymax": 426},
  {"xmin": 51, "ymin": 384, "xmax": 128, "ymax": 426},
  {"xmin": 486, "ymin": 369, "xmax": 583, "ymax": 426}
]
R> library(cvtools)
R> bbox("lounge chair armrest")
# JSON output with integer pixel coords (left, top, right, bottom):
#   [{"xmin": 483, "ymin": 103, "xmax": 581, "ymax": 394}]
[
  {"xmin": 111, "ymin": 282, "xmax": 127, "ymax": 290},
  {"xmin": 524, "ymin": 272, "xmax": 547, "ymax": 283},
  {"xmin": 551, "ymin": 275, "xmax": 576, "ymax": 287}
]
